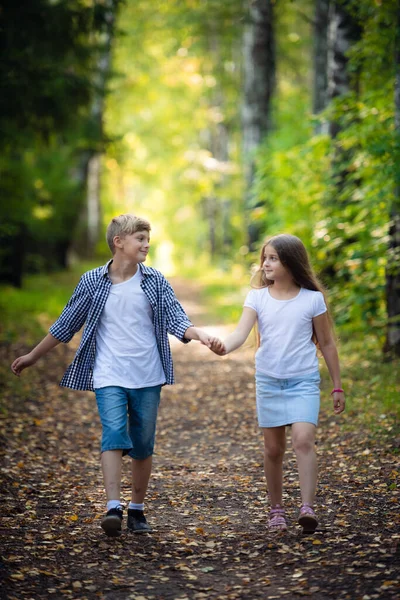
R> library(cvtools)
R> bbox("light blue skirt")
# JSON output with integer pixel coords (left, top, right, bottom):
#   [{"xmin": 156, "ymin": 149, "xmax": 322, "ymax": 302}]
[{"xmin": 255, "ymin": 371, "xmax": 320, "ymax": 428}]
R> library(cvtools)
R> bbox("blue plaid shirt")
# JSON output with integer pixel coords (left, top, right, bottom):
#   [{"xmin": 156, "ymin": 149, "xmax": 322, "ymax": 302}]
[{"xmin": 49, "ymin": 261, "xmax": 192, "ymax": 391}]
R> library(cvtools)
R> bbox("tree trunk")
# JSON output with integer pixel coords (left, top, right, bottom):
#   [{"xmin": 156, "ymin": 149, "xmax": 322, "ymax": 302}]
[
  {"xmin": 318, "ymin": 0, "xmax": 362, "ymax": 281},
  {"xmin": 202, "ymin": 26, "xmax": 234, "ymax": 259},
  {"xmin": 384, "ymin": 0, "xmax": 400, "ymax": 357},
  {"xmin": 0, "ymin": 221, "xmax": 25, "ymax": 287},
  {"xmin": 242, "ymin": 0, "xmax": 275, "ymax": 249},
  {"xmin": 76, "ymin": 0, "xmax": 118, "ymax": 257},
  {"xmin": 313, "ymin": 0, "xmax": 331, "ymax": 133},
  {"xmin": 86, "ymin": 153, "xmax": 102, "ymax": 251},
  {"xmin": 327, "ymin": 0, "xmax": 361, "ymax": 138}
]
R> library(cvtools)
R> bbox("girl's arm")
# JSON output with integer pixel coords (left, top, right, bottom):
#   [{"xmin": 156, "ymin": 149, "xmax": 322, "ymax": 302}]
[
  {"xmin": 313, "ymin": 312, "xmax": 345, "ymax": 414},
  {"xmin": 210, "ymin": 307, "xmax": 257, "ymax": 355}
]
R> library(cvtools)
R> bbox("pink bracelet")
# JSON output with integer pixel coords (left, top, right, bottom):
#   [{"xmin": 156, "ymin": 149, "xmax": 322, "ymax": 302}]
[{"xmin": 331, "ymin": 388, "xmax": 344, "ymax": 395}]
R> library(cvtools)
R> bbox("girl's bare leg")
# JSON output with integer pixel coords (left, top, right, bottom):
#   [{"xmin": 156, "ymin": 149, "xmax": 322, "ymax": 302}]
[
  {"xmin": 291, "ymin": 422, "xmax": 317, "ymax": 505},
  {"xmin": 262, "ymin": 426, "xmax": 286, "ymax": 506}
]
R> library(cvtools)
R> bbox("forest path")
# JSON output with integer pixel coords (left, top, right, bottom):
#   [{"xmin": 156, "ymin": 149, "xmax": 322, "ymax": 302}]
[{"xmin": 0, "ymin": 277, "xmax": 398, "ymax": 600}]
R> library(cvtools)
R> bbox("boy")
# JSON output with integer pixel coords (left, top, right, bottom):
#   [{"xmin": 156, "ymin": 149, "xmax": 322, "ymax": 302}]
[{"xmin": 11, "ymin": 214, "xmax": 220, "ymax": 537}]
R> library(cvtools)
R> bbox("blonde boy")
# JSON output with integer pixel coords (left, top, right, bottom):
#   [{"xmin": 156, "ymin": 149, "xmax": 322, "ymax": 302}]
[{"xmin": 11, "ymin": 214, "xmax": 219, "ymax": 536}]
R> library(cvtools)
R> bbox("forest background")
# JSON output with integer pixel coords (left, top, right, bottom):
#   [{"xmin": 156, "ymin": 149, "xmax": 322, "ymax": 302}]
[
  {"xmin": 0, "ymin": 0, "xmax": 399, "ymax": 380},
  {"xmin": 0, "ymin": 5, "xmax": 399, "ymax": 598}
]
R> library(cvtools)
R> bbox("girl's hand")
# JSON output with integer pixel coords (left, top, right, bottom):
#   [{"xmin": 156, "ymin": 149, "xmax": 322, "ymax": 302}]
[
  {"xmin": 11, "ymin": 353, "xmax": 37, "ymax": 376},
  {"xmin": 209, "ymin": 338, "xmax": 226, "ymax": 356},
  {"xmin": 332, "ymin": 391, "xmax": 345, "ymax": 414}
]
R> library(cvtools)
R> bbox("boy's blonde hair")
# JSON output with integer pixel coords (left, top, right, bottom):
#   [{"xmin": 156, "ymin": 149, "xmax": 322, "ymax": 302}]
[{"xmin": 106, "ymin": 214, "xmax": 151, "ymax": 254}]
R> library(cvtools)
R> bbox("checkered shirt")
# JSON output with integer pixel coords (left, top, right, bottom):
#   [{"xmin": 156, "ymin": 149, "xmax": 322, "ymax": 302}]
[{"xmin": 49, "ymin": 261, "xmax": 192, "ymax": 391}]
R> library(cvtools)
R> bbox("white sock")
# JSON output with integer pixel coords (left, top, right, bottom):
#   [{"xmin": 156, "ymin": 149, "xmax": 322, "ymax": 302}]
[
  {"xmin": 129, "ymin": 502, "xmax": 144, "ymax": 511},
  {"xmin": 107, "ymin": 500, "xmax": 122, "ymax": 511}
]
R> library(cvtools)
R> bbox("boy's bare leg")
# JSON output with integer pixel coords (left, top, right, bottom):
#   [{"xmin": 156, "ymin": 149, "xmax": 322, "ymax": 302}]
[
  {"xmin": 131, "ymin": 456, "xmax": 152, "ymax": 503},
  {"xmin": 101, "ymin": 450, "xmax": 123, "ymax": 501}
]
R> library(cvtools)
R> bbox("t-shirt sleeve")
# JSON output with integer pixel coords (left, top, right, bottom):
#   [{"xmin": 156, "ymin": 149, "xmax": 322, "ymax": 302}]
[
  {"xmin": 244, "ymin": 289, "xmax": 258, "ymax": 312},
  {"xmin": 313, "ymin": 291, "xmax": 327, "ymax": 317}
]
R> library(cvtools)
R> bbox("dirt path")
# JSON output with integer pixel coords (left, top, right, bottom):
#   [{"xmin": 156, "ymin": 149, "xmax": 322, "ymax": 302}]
[{"xmin": 0, "ymin": 278, "xmax": 399, "ymax": 599}]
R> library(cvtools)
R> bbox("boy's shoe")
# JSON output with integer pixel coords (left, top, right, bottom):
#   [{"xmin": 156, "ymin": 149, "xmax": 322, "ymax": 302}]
[
  {"xmin": 127, "ymin": 509, "xmax": 152, "ymax": 534},
  {"xmin": 298, "ymin": 503, "xmax": 318, "ymax": 534},
  {"xmin": 268, "ymin": 504, "xmax": 287, "ymax": 531},
  {"xmin": 101, "ymin": 507, "xmax": 123, "ymax": 537}
]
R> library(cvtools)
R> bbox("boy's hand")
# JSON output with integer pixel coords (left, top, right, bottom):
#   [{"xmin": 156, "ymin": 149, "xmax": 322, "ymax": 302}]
[
  {"xmin": 209, "ymin": 338, "xmax": 226, "ymax": 356},
  {"xmin": 11, "ymin": 353, "xmax": 37, "ymax": 376},
  {"xmin": 195, "ymin": 329, "xmax": 215, "ymax": 348}
]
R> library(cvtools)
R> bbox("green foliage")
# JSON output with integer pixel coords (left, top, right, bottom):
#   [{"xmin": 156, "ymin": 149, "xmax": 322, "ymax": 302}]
[
  {"xmin": 2, "ymin": 0, "xmax": 398, "ymax": 351},
  {"xmin": 330, "ymin": 334, "xmax": 400, "ymax": 433},
  {"xmin": 253, "ymin": 0, "xmax": 396, "ymax": 341},
  {"xmin": 313, "ymin": 89, "xmax": 394, "ymax": 337},
  {"xmin": 0, "ymin": 261, "xmax": 99, "ymax": 344},
  {"xmin": 0, "ymin": 0, "xmax": 122, "ymax": 284},
  {"xmin": 103, "ymin": 0, "xmax": 245, "ymax": 267},
  {"xmin": 0, "ymin": 0, "xmax": 94, "ymax": 141}
]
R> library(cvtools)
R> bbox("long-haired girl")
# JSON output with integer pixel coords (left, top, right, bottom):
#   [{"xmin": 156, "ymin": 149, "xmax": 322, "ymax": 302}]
[{"xmin": 210, "ymin": 234, "xmax": 345, "ymax": 533}]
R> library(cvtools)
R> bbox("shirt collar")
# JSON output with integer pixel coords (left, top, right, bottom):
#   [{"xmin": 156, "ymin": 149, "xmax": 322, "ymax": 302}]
[
  {"xmin": 101, "ymin": 260, "xmax": 113, "ymax": 278},
  {"xmin": 101, "ymin": 260, "xmax": 154, "ymax": 279},
  {"xmin": 138, "ymin": 263, "xmax": 154, "ymax": 276}
]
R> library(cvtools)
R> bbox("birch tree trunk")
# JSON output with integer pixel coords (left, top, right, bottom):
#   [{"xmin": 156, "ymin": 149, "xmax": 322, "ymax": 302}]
[
  {"xmin": 317, "ymin": 0, "xmax": 362, "ymax": 281},
  {"xmin": 242, "ymin": 0, "xmax": 275, "ymax": 249},
  {"xmin": 384, "ymin": 0, "xmax": 400, "ymax": 357},
  {"xmin": 327, "ymin": 0, "xmax": 361, "ymax": 138},
  {"xmin": 74, "ymin": 0, "xmax": 118, "ymax": 257},
  {"xmin": 87, "ymin": 0, "xmax": 117, "ymax": 254},
  {"xmin": 313, "ymin": 0, "xmax": 331, "ymax": 133}
]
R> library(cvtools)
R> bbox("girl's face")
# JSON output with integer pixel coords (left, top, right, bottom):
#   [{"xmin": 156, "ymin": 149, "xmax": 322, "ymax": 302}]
[{"xmin": 262, "ymin": 244, "xmax": 291, "ymax": 282}]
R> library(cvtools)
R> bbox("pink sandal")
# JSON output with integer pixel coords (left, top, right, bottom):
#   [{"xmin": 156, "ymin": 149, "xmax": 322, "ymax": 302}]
[
  {"xmin": 268, "ymin": 504, "xmax": 287, "ymax": 531},
  {"xmin": 298, "ymin": 503, "xmax": 318, "ymax": 533}
]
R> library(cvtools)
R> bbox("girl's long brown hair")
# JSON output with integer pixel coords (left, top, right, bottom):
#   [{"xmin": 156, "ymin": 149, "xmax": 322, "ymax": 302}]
[{"xmin": 250, "ymin": 234, "xmax": 333, "ymax": 344}]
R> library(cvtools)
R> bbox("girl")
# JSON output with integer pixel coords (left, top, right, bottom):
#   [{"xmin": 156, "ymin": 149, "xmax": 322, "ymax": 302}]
[{"xmin": 210, "ymin": 234, "xmax": 345, "ymax": 533}]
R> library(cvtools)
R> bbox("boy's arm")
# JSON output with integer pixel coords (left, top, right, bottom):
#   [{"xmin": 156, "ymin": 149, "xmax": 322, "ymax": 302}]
[
  {"xmin": 49, "ymin": 275, "xmax": 93, "ymax": 343},
  {"xmin": 11, "ymin": 333, "xmax": 61, "ymax": 376},
  {"xmin": 210, "ymin": 307, "xmax": 257, "ymax": 355},
  {"xmin": 163, "ymin": 280, "xmax": 193, "ymax": 343},
  {"xmin": 11, "ymin": 274, "xmax": 93, "ymax": 377},
  {"xmin": 313, "ymin": 312, "xmax": 345, "ymax": 414},
  {"xmin": 184, "ymin": 326, "xmax": 221, "ymax": 348}
]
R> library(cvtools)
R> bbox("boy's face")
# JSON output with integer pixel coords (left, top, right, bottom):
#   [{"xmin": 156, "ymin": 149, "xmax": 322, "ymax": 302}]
[{"xmin": 114, "ymin": 230, "xmax": 150, "ymax": 263}]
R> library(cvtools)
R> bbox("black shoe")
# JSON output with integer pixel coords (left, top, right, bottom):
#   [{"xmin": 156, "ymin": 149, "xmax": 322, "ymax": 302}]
[
  {"xmin": 127, "ymin": 509, "xmax": 152, "ymax": 534},
  {"xmin": 101, "ymin": 507, "xmax": 123, "ymax": 537}
]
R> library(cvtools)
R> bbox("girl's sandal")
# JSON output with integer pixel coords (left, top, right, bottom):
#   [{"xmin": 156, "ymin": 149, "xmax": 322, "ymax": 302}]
[
  {"xmin": 298, "ymin": 503, "xmax": 318, "ymax": 534},
  {"xmin": 268, "ymin": 505, "xmax": 287, "ymax": 531}
]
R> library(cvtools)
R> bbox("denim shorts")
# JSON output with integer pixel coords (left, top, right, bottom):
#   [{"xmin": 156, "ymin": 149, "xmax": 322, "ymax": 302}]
[
  {"xmin": 95, "ymin": 385, "xmax": 161, "ymax": 459},
  {"xmin": 255, "ymin": 371, "xmax": 320, "ymax": 428}
]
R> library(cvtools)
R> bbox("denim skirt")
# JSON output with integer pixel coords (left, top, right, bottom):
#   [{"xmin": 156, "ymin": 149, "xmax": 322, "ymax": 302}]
[{"xmin": 255, "ymin": 370, "xmax": 320, "ymax": 428}]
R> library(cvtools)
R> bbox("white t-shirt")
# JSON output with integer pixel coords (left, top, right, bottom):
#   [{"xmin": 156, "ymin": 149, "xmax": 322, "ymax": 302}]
[
  {"xmin": 244, "ymin": 287, "xmax": 327, "ymax": 379},
  {"xmin": 93, "ymin": 269, "xmax": 166, "ymax": 389}
]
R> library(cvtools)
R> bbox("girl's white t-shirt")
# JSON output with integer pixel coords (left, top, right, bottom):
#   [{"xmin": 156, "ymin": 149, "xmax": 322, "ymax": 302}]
[
  {"xmin": 93, "ymin": 269, "xmax": 166, "ymax": 389},
  {"xmin": 244, "ymin": 286, "xmax": 327, "ymax": 379}
]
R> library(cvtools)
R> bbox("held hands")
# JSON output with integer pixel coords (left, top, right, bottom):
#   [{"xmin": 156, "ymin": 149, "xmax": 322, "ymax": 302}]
[
  {"xmin": 195, "ymin": 330, "xmax": 226, "ymax": 355},
  {"xmin": 209, "ymin": 338, "xmax": 227, "ymax": 356},
  {"xmin": 332, "ymin": 390, "xmax": 345, "ymax": 414}
]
